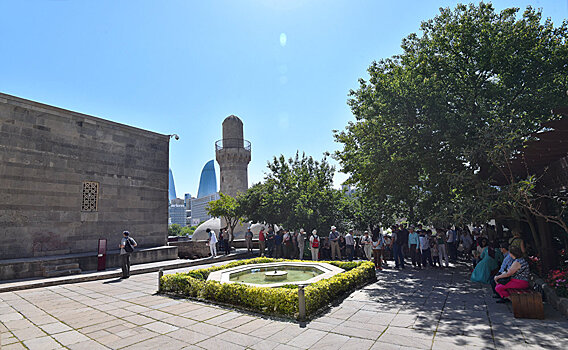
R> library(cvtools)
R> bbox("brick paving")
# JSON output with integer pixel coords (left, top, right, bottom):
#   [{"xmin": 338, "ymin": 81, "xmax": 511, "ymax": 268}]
[{"xmin": 1, "ymin": 260, "xmax": 567, "ymax": 349}]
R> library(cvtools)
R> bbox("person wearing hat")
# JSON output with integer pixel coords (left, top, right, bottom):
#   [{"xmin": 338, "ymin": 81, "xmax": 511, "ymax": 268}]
[
  {"xmin": 297, "ymin": 229, "xmax": 306, "ymax": 260},
  {"xmin": 119, "ymin": 231, "xmax": 137, "ymax": 279},
  {"xmin": 310, "ymin": 229, "xmax": 320, "ymax": 261},
  {"xmin": 329, "ymin": 226, "xmax": 340, "ymax": 260}
]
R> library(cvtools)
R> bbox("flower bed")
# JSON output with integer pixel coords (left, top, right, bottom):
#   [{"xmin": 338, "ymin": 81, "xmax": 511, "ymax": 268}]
[
  {"xmin": 159, "ymin": 258, "xmax": 376, "ymax": 319},
  {"xmin": 547, "ymin": 268, "xmax": 568, "ymax": 298}
]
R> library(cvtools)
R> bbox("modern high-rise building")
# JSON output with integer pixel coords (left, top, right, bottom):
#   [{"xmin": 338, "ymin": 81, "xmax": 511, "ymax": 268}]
[
  {"xmin": 197, "ymin": 160, "xmax": 217, "ymax": 198},
  {"xmin": 190, "ymin": 160, "xmax": 219, "ymax": 223},
  {"xmin": 184, "ymin": 193, "xmax": 192, "ymax": 225},
  {"xmin": 190, "ymin": 192, "xmax": 220, "ymax": 224},
  {"xmin": 168, "ymin": 198, "xmax": 186, "ymax": 227},
  {"xmin": 168, "ymin": 168, "xmax": 177, "ymax": 201}
]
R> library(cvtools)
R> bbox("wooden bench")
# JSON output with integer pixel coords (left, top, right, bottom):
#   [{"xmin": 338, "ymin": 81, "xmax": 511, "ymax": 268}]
[{"xmin": 507, "ymin": 289, "xmax": 544, "ymax": 319}]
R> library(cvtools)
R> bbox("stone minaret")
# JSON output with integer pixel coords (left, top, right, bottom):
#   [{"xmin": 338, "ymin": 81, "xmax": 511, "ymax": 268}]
[{"xmin": 215, "ymin": 115, "xmax": 251, "ymax": 198}]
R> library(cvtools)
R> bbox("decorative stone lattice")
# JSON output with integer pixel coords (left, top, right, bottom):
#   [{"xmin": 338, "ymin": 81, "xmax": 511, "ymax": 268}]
[{"xmin": 81, "ymin": 181, "xmax": 99, "ymax": 211}]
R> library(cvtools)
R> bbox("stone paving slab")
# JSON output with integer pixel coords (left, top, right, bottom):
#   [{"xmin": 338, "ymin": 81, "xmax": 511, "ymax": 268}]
[
  {"xmin": 1, "ymin": 259, "xmax": 567, "ymax": 349},
  {"xmin": 0, "ymin": 250, "xmax": 252, "ymax": 293}
]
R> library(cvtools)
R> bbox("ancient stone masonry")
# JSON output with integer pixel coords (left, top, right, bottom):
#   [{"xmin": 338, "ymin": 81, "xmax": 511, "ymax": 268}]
[
  {"xmin": 0, "ymin": 93, "xmax": 170, "ymax": 265},
  {"xmin": 215, "ymin": 115, "xmax": 251, "ymax": 198}
]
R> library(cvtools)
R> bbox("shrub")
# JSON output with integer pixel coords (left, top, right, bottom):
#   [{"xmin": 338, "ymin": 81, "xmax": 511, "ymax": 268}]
[
  {"xmin": 159, "ymin": 258, "xmax": 375, "ymax": 319},
  {"xmin": 547, "ymin": 268, "xmax": 568, "ymax": 298}
]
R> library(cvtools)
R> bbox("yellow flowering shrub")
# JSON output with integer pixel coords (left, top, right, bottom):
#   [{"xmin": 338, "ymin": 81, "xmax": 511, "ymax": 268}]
[{"xmin": 159, "ymin": 258, "xmax": 375, "ymax": 319}]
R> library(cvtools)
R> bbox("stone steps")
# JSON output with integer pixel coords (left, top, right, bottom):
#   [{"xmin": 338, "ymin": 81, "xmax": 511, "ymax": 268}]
[{"xmin": 43, "ymin": 263, "xmax": 82, "ymax": 278}]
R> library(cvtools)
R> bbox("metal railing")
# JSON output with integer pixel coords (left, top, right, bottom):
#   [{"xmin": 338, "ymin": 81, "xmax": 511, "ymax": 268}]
[{"xmin": 215, "ymin": 139, "xmax": 251, "ymax": 151}]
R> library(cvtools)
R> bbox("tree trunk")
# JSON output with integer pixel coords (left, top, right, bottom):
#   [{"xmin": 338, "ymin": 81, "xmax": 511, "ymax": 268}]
[
  {"xmin": 524, "ymin": 209, "xmax": 541, "ymax": 250},
  {"xmin": 496, "ymin": 220, "xmax": 504, "ymax": 239},
  {"xmin": 535, "ymin": 200, "xmax": 558, "ymax": 272}
]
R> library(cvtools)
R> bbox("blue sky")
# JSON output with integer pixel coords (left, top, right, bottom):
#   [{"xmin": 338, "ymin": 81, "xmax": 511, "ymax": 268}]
[{"xmin": 1, "ymin": 0, "xmax": 566, "ymax": 197}]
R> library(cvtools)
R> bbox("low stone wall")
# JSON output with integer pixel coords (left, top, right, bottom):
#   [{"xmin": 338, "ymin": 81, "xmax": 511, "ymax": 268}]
[
  {"xmin": 0, "ymin": 246, "xmax": 178, "ymax": 281},
  {"xmin": 169, "ymin": 239, "xmax": 260, "ymax": 259},
  {"xmin": 232, "ymin": 239, "xmax": 259, "ymax": 249},
  {"xmin": 168, "ymin": 241, "xmax": 210, "ymax": 259},
  {"xmin": 530, "ymin": 274, "xmax": 568, "ymax": 317}
]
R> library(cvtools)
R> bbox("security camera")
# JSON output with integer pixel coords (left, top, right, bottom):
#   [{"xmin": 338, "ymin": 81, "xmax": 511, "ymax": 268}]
[{"xmin": 175, "ymin": 135, "xmax": 179, "ymax": 140}]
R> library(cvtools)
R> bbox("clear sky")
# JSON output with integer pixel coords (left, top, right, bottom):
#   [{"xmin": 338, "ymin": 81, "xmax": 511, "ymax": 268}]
[{"xmin": 1, "ymin": 0, "xmax": 566, "ymax": 197}]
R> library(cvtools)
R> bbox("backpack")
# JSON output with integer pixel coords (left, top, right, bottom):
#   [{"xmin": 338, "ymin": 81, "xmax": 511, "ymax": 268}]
[
  {"xmin": 124, "ymin": 238, "xmax": 134, "ymax": 253},
  {"xmin": 312, "ymin": 237, "xmax": 320, "ymax": 248}
]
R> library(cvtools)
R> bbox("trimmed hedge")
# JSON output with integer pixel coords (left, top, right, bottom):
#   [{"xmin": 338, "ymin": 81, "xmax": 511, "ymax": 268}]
[{"xmin": 159, "ymin": 258, "xmax": 376, "ymax": 319}]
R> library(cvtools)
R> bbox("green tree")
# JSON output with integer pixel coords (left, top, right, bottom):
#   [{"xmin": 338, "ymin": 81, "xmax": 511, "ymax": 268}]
[
  {"xmin": 334, "ymin": 3, "xmax": 568, "ymax": 265},
  {"xmin": 168, "ymin": 224, "xmax": 182, "ymax": 236},
  {"xmin": 206, "ymin": 192, "xmax": 243, "ymax": 242},
  {"xmin": 239, "ymin": 152, "xmax": 345, "ymax": 235}
]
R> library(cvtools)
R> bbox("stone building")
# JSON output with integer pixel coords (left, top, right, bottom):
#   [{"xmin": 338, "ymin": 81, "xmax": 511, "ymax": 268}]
[
  {"xmin": 215, "ymin": 115, "xmax": 251, "ymax": 198},
  {"xmin": 0, "ymin": 93, "xmax": 176, "ymax": 279}
]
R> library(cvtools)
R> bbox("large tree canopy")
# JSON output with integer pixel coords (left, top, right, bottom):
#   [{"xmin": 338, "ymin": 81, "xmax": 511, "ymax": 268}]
[
  {"xmin": 239, "ymin": 152, "xmax": 345, "ymax": 235},
  {"xmin": 335, "ymin": 3, "xmax": 568, "ymax": 226}
]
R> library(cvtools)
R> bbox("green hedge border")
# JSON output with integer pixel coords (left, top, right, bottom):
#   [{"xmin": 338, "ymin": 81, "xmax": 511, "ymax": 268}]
[{"xmin": 159, "ymin": 258, "xmax": 376, "ymax": 319}]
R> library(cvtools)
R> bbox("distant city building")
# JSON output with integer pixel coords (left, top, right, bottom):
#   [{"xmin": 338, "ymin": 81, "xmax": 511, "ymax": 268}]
[
  {"xmin": 184, "ymin": 193, "xmax": 192, "ymax": 210},
  {"xmin": 189, "ymin": 160, "xmax": 220, "ymax": 224},
  {"xmin": 169, "ymin": 198, "xmax": 186, "ymax": 227},
  {"xmin": 191, "ymin": 193, "xmax": 220, "ymax": 223},
  {"xmin": 169, "ymin": 168, "xmax": 177, "ymax": 201},
  {"xmin": 197, "ymin": 160, "xmax": 217, "ymax": 198},
  {"xmin": 184, "ymin": 193, "xmax": 193, "ymax": 225}
]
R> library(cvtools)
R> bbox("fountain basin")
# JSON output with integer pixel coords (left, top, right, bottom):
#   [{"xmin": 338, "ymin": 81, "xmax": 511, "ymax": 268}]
[{"xmin": 207, "ymin": 262, "xmax": 344, "ymax": 288}]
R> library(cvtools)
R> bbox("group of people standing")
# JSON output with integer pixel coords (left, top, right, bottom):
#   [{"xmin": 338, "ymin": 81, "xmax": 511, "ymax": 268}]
[
  {"xmin": 387, "ymin": 224, "xmax": 461, "ymax": 270},
  {"xmin": 257, "ymin": 226, "xmax": 307, "ymax": 260},
  {"xmin": 205, "ymin": 227, "xmax": 232, "ymax": 258}
]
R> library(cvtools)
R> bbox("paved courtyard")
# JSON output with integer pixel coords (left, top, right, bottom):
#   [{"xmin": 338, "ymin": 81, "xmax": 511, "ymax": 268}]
[{"xmin": 1, "ymin": 260, "xmax": 567, "ymax": 350}]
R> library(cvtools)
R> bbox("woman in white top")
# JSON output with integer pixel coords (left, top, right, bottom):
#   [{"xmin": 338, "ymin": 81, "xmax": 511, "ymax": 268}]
[
  {"xmin": 309, "ymin": 230, "xmax": 320, "ymax": 261},
  {"xmin": 361, "ymin": 231, "xmax": 373, "ymax": 261},
  {"xmin": 206, "ymin": 228, "xmax": 217, "ymax": 257}
]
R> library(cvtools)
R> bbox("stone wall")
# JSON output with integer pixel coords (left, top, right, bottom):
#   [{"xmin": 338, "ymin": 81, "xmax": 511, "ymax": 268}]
[
  {"xmin": 168, "ymin": 241, "xmax": 211, "ymax": 259},
  {"xmin": 0, "ymin": 93, "xmax": 169, "ymax": 262}
]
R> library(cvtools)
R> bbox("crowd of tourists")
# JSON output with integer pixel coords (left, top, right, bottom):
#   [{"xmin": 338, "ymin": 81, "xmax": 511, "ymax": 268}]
[
  {"xmin": 206, "ymin": 223, "xmax": 531, "ymax": 303},
  {"xmin": 251, "ymin": 223, "xmax": 476, "ymax": 271}
]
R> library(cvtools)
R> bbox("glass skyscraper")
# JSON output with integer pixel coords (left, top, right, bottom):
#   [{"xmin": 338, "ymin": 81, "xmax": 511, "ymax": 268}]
[
  {"xmin": 197, "ymin": 160, "xmax": 217, "ymax": 198},
  {"xmin": 168, "ymin": 168, "xmax": 177, "ymax": 201},
  {"xmin": 191, "ymin": 160, "xmax": 219, "ymax": 223}
]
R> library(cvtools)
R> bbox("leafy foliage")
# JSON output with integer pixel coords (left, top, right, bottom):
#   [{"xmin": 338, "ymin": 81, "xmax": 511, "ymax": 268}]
[
  {"xmin": 334, "ymin": 3, "xmax": 568, "ymax": 227},
  {"xmin": 207, "ymin": 192, "xmax": 244, "ymax": 241},
  {"xmin": 168, "ymin": 224, "xmax": 197, "ymax": 236},
  {"xmin": 239, "ymin": 152, "xmax": 347, "ymax": 234}
]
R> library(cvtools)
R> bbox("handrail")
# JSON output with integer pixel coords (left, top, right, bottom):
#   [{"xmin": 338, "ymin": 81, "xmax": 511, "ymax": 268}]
[{"xmin": 215, "ymin": 139, "xmax": 251, "ymax": 151}]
